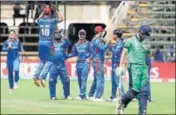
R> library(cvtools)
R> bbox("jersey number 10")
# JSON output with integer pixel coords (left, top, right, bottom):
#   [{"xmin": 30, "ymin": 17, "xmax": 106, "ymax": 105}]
[{"xmin": 41, "ymin": 28, "xmax": 50, "ymax": 36}]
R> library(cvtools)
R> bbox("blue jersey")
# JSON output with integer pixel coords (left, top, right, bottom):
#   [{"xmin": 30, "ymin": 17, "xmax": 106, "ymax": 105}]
[
  {"xmin": 51, "ymin": 37, "xmax": 70, "ymax": 64},
  {"xmin": 91, "ymin": 37, "xmax": 109, "ymax": 63},
  {"xmin": 67, "ymin": 40, "xmax": 91, "ymax": 63},
  {"xmin": 37, "ymin": 17, "xmax": 59, "ymax": 41},
  {"xmin": 146, "ymin": 55, "xmax": 151, "ymax": 66},
  {"xmin": 110, "ymin": 39, "xmax": 124, "ymax": 63},
  {"xmin": 2, "ymin": 39, "xmax": 24, "ymax": 61}
]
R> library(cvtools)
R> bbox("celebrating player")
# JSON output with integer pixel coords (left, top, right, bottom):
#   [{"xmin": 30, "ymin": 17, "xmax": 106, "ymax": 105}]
[
  {"xmin": 106, "ymin": 29, "xmax": 125, "ymax": 102},
  {"xmin": 48, "ymin": 30, "xmax": 71, "ymax": 100},
  {"xmin": 2, "ymin": 30, "xmax": 24, "ymax": 93},
  {"xmin": 116, "ymin": 25, "xmax": 152, "ymax": 115},
  {"xmin": 33, "ymin": 6, "xmax": 63, "ymax": 87},
  {"xmin": 88, "ymin": 26, "xmax": 109, "ymax": 101},
  {"xmin": 67, "ymin": 29, "xmax": 92, "ymax": 100}
]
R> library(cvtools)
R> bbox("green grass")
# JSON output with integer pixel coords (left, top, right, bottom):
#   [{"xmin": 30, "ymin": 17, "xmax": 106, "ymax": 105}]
[{"xmin": 1, "ymin": 79, "xmax": 175, "ymax": 114}]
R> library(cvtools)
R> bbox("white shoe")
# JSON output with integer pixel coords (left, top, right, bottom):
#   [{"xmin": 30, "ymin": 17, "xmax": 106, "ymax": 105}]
[
  {"xmin": 51, "ymin": 97, "xmax": 57, "ymax": 100},
  {"xmin": 106, "ymin": 98, "xmax": 117, "ymax": 102},
  {"xmin": 87, "ymin": 97, "xmax": 95, "ymax": 101},
  {"xmin": 75, "ymin": 96, "xmax": 86, "ymax": 100},
  {"xmin": 92, "ymin": 98, "xmax": 104, "ymax": 102},
  {"xmin": 9, "ymin": 89, "xmax": 13, "ymax": 94},
  {"xmin": 66, "ymin": 96, "xmax": 72, "ymax": 100},
  {"xmin": 13, "ymin": 82, "xmax": 18, "ymax": 89}
]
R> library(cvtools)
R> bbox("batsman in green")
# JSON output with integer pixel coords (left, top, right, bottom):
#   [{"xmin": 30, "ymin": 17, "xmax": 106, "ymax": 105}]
[{"xmin": 116, "ymin": 25, "xmax": 152, "ymax": 115}]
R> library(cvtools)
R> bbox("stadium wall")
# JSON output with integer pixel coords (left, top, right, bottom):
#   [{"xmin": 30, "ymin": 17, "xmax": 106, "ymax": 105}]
[{"xmin": 0, "ymin": 60, "xmax": 175, "ymax": 83}]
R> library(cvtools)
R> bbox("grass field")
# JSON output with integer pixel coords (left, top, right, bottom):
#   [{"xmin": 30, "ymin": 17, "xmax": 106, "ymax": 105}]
[{"xmin": 1, "ymin": 79, "xmax": 175, "ymax": 114}]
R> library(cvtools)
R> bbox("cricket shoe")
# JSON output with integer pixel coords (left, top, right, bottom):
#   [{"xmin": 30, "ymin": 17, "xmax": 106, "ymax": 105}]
[
  {"xmin": 33, "ymin": 78, "xmax": 40, "ymax": 87},
  {"xmin": 92, "ymin": 98, "xmax": 104, "ymax": 102},
  {"xmin": 106, "ymin": 98, "xmax": 117, "ymax": 102},
  {"xmin": 9, "ymin": 89, "xmax": 13, "ymax": 94},
  {"xmin": 75, "ymin": 96, "xmax": 86, "ymax": 100},
  {"xmin": 87, "ymin": 96, "xmax": 95, "ymax": 101},
  {"xmin": 51, "ymin": 97, "xmax": 57, "ymax": 100},
  {"xmin": 63, "ymin": 96, "xmax": 72, "ymax": 100},
  {"xmin": 13, "ymin": 82, "xmax": 18, "ymax": 89},
  {"xmin": 40, "ymin": 79, "xmax": 46, "ymax": 88}
]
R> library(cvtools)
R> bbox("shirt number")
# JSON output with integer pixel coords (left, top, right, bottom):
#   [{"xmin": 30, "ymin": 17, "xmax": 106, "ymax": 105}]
[{"xmin": 41, "ymin": 28, "xmax": 50, "ymax": 36}]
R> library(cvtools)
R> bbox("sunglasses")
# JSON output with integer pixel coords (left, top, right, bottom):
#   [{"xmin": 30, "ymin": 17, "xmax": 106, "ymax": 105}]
[{"xmin": 79, "ymin": 33, "xmax": 86, "ymax": 36}]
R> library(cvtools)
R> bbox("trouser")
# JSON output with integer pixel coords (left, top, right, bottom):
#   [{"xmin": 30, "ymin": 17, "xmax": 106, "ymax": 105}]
[
  {"xmin": 147, "ymin": 64, "xmax": 152, "ymax": 101},
  {"xmin": 76, "ymin": 62, "xmax": 89, "ymax": 99},
  {"xmin": 49, "ymin": 63, "xmax": 70, "ymax": 98},
  {"xmin": 88, "ymin": 61, "xmax": 104, "ymax": 99},
  {"xmin": 7, "ymin": 58, "xmax": 20, "ymax": 89},
  {"xmin": 34, "ymin": 40, "xmax": 51, "ymax": 80},
  {"xmin": 121, "ymin": 64, "xmax": 149, "ymax": 114},
  {"xmin": 110, "ymin": 62, "xmax": 125, "ymax": 99}
]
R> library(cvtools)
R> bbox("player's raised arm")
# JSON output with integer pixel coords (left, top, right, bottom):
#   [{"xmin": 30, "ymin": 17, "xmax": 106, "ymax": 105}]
[
  {"xmin": 55, "ymin": 10, "xmax": 63, "ymax": 22},
  {"xmin": 37, "ymin": 10, "xmax": 44, "ymax": 20}
]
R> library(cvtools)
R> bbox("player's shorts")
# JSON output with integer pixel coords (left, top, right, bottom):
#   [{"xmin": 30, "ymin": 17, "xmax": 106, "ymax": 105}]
[{"xmin": 127, "ymin": 63, "xmax": 149, "ymax": 92}]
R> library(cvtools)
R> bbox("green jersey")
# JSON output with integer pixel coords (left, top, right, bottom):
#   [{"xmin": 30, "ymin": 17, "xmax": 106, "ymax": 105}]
[{"xmin": 124, "ymin": 35, "xmax": 150, "ymax": 65}]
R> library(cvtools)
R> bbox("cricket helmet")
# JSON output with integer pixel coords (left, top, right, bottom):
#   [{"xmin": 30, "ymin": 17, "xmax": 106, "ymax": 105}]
[{"xmin": 139, "ymin": 25, "xmax": 152, "ymax": 36}]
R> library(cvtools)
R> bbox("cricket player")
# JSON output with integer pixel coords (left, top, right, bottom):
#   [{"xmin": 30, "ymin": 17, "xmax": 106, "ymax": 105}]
[
  {"xmin": 33, "ymin": 6, "xmax": 63, "ymax": 87},
  {"xmin": 116, "ymin": 25, "xmax": 152, "ymax": 115},
  {"xmin": 48, "ymin": 30, "xmax": 71, "ymax": 100},
  {"xmin": 107, "ymin": 29, "xmax": 125, "ymax": 102},
  {"xmin": 67, "ymin": 29, "xmax": 92, "ymax": 100},
  {"xmin": 88, "ymin": 26, "xmax": 109, "ymax": 101},
  {"xmin": 2, "ymin": 30, "xmax": 24, "ymax": 93}
]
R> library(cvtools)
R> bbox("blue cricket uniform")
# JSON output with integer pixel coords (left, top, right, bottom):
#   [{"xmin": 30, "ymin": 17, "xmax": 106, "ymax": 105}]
[
  {"xmin": 2, "ymin": 39, "xmax": 24, "ymax": 89},
  {"xmin": 67, "ymin": 40, "xmax": 92, "ymax": 99},
  {"xmin": 88, "ymin": 37, "xmax": 109, "ymax": 99},
  {"xmin": 49, "ymin": 37, "xmax": 71, "ymax": 99},
  {"xmin": 34, "ymin": 17, "xmax": 59, "ymax": 80},
  {"xmin": 109, "ymin": 39, "xmax": 125, "ymax": 99}
]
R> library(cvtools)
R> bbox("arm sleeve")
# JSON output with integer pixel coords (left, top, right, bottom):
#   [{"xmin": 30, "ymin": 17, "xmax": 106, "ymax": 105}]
[
  {"xmin": 85, "ymin": 42, "xmax": 92, "ymax": 59},
  {"xmin": 2, "ymin": 41, "xmax": 8, "ymax": 52},
  {"xmin": 63, "ymin": 37, "xmax": 71, "ymax": 48},
  {"xmin": 67, "ymin": 44, "xmax": 77, "ymax": 58},
  {"xmin": 96, "ymin": 40, "xmax": 109, "ymax": 51}
]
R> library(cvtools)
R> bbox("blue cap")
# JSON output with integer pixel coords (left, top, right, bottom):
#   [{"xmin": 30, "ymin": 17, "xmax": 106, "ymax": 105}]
[{"xmin": 139, "ymin": 25, "xmax": 152, "ymax": 36}]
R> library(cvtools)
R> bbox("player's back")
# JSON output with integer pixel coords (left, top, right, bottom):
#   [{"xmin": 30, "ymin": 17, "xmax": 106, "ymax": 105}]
[{"xmin": 38, "ymin": 17, "xmax": 57, "ymax": 41}]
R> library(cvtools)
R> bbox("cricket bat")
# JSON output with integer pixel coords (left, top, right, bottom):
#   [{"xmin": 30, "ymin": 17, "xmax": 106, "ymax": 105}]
[{"xmin": 115, "ymin": 67, "xmax": 124, "ymax": 115}]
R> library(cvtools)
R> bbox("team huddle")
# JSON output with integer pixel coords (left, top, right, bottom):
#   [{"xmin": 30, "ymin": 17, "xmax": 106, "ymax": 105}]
[{"xmin": 2, "ymin": 6, "xmax": 153, "ymax": 115}]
